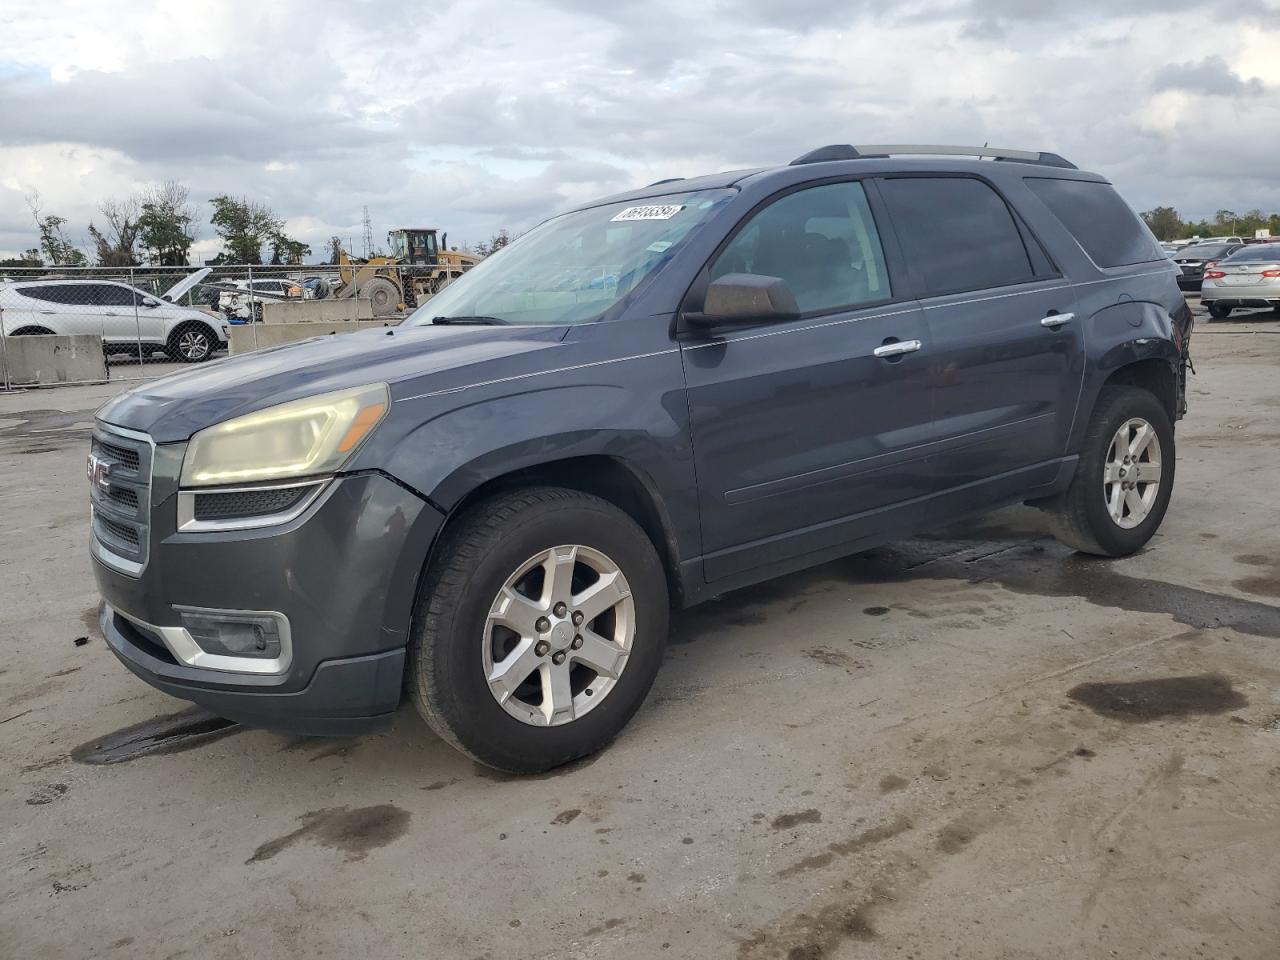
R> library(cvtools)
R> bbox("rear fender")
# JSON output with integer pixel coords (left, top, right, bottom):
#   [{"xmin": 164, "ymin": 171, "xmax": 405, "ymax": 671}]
[{"xmin": 1068, "ymin": 300, "xmax": 1182, "ymax": 451}]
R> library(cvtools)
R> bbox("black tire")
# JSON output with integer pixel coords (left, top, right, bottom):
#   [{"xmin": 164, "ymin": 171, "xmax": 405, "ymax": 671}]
[
  {"xmin": 166, "ymin": 322, "xmax": 216, "ymax": 363},
  {"xmin": 407, "ymin": 487, "xmax": 669, "ymax": 773},
  {"xmin": 1207, "ymin": 302, "xmax": 1232, "ymax": 319},
  {"xmin": 8, "ymin": 326, "xmax": 55, "ymax": 335},
  {"xmin": 1044, "ymin": 385, "xmax": 1175, "ymax": 557}
]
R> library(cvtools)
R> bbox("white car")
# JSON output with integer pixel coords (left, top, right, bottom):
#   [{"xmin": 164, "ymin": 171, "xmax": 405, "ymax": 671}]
[
  {"xmin": 0, "ymin": 278, "xmax": 229, "ymax": 362},
  {"xmin": 218, "ymin": 278, "xmax": 304, "ymax": 321}
]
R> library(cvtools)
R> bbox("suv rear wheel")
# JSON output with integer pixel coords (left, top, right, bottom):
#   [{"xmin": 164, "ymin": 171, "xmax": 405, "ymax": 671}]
[
  {"xmin": 407, "ymin": 487, "xmax": 669, "ymax": 773},
  {"xmin": 1207, "ymin": 302, "xmax": 1232, "ymax": 319},
  {"xmin": 1044, "ymin": 385, "xmax": 1175, "ymax": 556}
]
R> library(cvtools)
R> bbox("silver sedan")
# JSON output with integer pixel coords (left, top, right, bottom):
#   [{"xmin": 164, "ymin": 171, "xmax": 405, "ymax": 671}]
[{"xmin": 1200, "ymin": 244, "xmax": 1280, "ymax": 319}]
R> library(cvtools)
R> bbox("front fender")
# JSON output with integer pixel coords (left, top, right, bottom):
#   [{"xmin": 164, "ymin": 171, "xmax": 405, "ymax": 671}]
[{"xmin": 362, "ymin": 355, "xmax": 700, "ymax": 562}]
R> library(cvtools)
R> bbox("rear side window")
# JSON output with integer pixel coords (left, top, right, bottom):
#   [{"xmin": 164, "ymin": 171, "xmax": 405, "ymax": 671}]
[
  {"xmin": 878, "ymin": 177, "xmax": 1036, "ymax": 297},
  {"xmin": 1025, "ymin": 178, "xmax": 1164, "ymax": 268},
  {"xmin": 16, "ymin": 284, "xmax": 96, "ymax": 305}
]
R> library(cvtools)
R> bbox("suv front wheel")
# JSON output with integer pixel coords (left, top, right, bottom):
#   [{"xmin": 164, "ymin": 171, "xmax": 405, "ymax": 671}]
[
  {"xmin": 408, "ymin": 487, "xmax": 669, "ymax": 773},
  {"xmin": 1045, "ymin": 385, "xmax": 1175, "ymax": 556}
]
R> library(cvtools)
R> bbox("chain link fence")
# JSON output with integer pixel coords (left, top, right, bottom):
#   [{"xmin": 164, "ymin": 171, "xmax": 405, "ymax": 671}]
[{"xmin": 0, "ymin": 261, "xmax": 474, "ymax": 390}]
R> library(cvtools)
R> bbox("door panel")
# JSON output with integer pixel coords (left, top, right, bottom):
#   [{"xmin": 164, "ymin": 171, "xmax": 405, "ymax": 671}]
[
  {"xmin": 682, "ymin": 179, "xmax": 935, "ymax": 581},
  {"xmin": 876, "ymin": 175, "xmax": 1085, "ymax": 506},
  {"xmin": 683, "ymin": 307, "xmax": 933, "ymax": 580},
  {"xmin": 924, "ymin": 283, "xmax": 1084, "ymax": 492}
]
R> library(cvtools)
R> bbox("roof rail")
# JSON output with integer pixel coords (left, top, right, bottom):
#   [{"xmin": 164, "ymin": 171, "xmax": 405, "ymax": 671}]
[
  {"xmin": 647, "ymin": 177, "xmax": 684, "ymax": 186},
  {"xmin": 789, "ymin": 144, "xmax": 1077, "ymax": 170}
]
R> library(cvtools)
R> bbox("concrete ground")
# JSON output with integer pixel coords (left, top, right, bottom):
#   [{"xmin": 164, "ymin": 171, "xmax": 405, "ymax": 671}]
[{"xmin": 2, "ymin": 303, "xmax": 1279, "ymax": 959}]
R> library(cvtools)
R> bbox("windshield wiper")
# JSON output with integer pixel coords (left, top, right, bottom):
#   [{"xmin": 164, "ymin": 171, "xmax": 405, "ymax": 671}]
[{"xmin": 431, "ymin": 315, "xmax": 509, "ymax": 325}]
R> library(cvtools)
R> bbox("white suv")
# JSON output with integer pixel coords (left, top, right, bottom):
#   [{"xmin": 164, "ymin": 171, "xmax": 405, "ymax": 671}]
[{"xmin": 0, "ymin": 279, "xmax": 229, "ymax": 362}]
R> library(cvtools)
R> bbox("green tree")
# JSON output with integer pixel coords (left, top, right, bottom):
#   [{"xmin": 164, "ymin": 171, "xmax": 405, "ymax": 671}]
[
  {"xmin": 268, "ymin": 231, "xmax": 311, "ymax": 265},
  {"xmin": 209, "ymin": 195, "xmax": 282, "ymax": 264},
  {"xmin": 1140, "ymin": 206, "xmax": 1183, "ymax": 241},
  {"xmin": 139, "ymin": 181, "xmax": 197, "ymax": 266},
  {"xmin": 0, "ymin": 248, "xmax": 42, "ymax": 267},
  {"xmin": 26, "ymin": 190, "xmax": 87, "ymax": 266}
]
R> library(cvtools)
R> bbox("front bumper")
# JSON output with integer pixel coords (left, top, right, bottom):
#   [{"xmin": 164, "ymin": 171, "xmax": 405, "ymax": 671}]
[{"xmin": 93, "ymin": 468, "xmax": 444, "ymax": 734}]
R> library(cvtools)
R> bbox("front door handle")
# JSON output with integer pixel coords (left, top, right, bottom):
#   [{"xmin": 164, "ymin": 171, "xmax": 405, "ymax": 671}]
[
  {"xmin": 1040, "ymin": 312, "xmax": 1075, "ymax": 329},
  {"xmin": 873, "ymin": 339, "xmax": 923, "ymax": 358}
]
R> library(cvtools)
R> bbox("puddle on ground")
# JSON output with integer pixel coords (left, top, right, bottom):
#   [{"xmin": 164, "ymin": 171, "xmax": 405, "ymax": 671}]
[
  {"xmin": 71, "ymin": 707, "xmax": 240, "ymax": 764},
  {"xmin": 670, "ymin": 516, "xmax": 1280, "ymax": 646},
  {"xmin": 246, "ymin": 805, "xmax": 410, "ymax": 864},
  {"xmin": 1066, "ymin": 674, "xmax": 1247, "ymax": 723}
]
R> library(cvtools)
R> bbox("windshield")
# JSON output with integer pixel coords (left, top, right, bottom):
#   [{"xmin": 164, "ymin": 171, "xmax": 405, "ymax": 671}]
[
  {"xmin": 407, "ymin": 189, "xmax": 735, "ymax": 326},
  {"xmin": 1224, "ymin": 244, "xmax": 1280, "ymax": 262},
  {"xmin": 1180, "ymin": 243, "xmax": 1233, "ymax": 258}
]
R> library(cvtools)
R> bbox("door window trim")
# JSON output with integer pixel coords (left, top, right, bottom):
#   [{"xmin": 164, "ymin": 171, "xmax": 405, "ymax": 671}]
[
  {"xmin": 677, "ymin": 174, "xmax": 914, "ymax": 335},
  {"xmin": 874, "ymin": 171, "xmax": 1062, "ymax": 303}
]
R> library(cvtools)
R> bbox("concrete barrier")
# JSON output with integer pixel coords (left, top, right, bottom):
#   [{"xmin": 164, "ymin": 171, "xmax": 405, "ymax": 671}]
[
  {"xmin": 262, "ymin": 300, "xmax": 386, "ymax": 324},
  {"xmin": 229, "ymin": 319, "xmax": 402, "ymax": 355},
  {"xmin": 1, "ymin": 334, "xmax": 108, "ymax": 387}
]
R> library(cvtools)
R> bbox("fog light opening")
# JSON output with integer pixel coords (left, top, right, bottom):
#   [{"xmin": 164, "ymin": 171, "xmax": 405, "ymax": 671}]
[{"xmin": 179, "ymin": 611, "xmax": 284, "ymax": 660}]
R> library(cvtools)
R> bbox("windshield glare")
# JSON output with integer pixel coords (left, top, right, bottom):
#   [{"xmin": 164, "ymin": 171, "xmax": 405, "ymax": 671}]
[{"xmin": 408, "ymin": 189, "xmax": 735, "ymax": 326}]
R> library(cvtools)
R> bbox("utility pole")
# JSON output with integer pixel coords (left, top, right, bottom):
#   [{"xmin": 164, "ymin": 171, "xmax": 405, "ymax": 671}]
[{"xmin": 361, "ymin": 207, "xmax": 373, "ymax": 259}]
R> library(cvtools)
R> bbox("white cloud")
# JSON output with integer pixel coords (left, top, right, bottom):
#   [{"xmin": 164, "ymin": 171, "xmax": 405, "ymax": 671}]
[{"xmin": 1, "ymin": 0, "xmax": 1278, "ymax": 259}]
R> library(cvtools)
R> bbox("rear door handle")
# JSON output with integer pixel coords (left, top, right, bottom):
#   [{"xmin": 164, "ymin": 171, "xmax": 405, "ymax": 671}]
[
  {"xmin": 873, "ymin": 339, "xmax": 922, "ymax": 358},
  {"xmin": 1040, "ymin": 312, "xmax": 1074, "ymax": 328}
]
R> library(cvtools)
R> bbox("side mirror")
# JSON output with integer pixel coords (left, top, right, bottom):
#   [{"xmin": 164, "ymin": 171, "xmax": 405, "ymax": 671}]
[
  {"xmin": 686, "ymin": 273, "xmax": 800, "ymax": 328},
  {"xmin": 140, "ymin": 296, "xmax": 160, "ymax": 309}
]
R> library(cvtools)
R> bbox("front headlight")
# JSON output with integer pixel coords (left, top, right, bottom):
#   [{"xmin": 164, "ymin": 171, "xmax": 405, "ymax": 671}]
[{"xmin": 180, "ymin": 383, "xmax": 389, "ymax": 487}]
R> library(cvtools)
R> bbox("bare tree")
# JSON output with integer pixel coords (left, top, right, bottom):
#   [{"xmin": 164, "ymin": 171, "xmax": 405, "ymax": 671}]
[
  {"xmin": 88, "ymin": 195, "xmax": 142, "ymax": 266},
  {"xmin": 26, "ymin": 189, "xmax": 87, "ymax": 266}
]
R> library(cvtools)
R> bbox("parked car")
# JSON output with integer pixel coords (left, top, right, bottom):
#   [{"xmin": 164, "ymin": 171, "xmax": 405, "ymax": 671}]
[
  {"xmin": 219, "ymin": 278, "xmax": 303, "ymax": 321},
  {"xmin": 1199, "ymin": 244, "xmax": 1280, "ymax": 318},
  {"xmin": 0, "ymin": 279, "xmax": 229, "ymax": 362},
  {"xmin": 90, "ymin": 144, "xmax": 1192, "ymax": 772},
  {"xmin": 1173, "ymin": 240, "xmax": 1245, "ymax": 290}
]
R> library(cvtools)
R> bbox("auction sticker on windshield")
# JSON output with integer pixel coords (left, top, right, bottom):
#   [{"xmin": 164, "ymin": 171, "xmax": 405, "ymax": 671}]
[{"xmin": 612, "ymin": 205, "xmax": 685, "ymax": 221}]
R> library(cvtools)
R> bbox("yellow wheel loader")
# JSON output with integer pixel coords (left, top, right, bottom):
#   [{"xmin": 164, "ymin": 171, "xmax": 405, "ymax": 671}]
[{"xmin": 334, "ymin": 228, "xmax": 479, "ymax": 316}]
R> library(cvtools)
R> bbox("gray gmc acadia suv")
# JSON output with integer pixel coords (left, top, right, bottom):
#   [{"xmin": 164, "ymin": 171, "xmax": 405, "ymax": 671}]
[{"xmin": 90, "ymin": 144, "xmax": 1192, "ymax": 773}]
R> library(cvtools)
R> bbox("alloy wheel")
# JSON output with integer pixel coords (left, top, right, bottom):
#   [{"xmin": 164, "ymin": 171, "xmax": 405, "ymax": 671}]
[
  {"xmin": 178, "ymin": 330, "xmax": 210, "ymax": 361},
  {"xmin": 1103, "ymin": 417, "xmax": 1162, "ymax": 529},
  {"xmin": 483, "ymin": 544, "xmax": 634, "ymax": 726}
]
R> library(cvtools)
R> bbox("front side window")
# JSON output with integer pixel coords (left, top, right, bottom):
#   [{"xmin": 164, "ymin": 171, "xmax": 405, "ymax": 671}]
[
  {"xmin": 406, "ymin": 189, "xmax": 736, "ymax": 326},
  {"xmin": 95, "ymin": 284, "xmax": 138, "ymax": 307},
  {"xmin": 879, "ymin": 176, "xmax": 1036, "ymax": 297},
  {"xmin": 709, "ymin": 181, "xmax": 892, "ymax": 314}
]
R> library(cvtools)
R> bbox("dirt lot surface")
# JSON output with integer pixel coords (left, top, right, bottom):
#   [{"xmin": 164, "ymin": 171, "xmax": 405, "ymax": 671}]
[{"xmin": 3, "ymin": 305, "xmax": 1279, "ymax": 959}]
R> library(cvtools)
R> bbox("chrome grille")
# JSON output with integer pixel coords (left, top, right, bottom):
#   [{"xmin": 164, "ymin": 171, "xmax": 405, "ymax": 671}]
[{"xmin": 89, "ymin": 425, "xmax": 153, "ymax": 575}]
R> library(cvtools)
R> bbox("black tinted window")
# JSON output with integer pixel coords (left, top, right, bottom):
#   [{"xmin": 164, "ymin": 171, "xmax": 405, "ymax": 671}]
[
  {"xmin": 16, "ymin": 284, "xmax": 98, "ymax": 305},
  {"xmin": 1026, "ymin": 178, "xmax": 1164, "ymax": 268},
  {"xmin": 879, "ymin": 177, "xmax": 1034, "ymax": 296},
  {"xmin": 94, "ymin": 284, "xmax": 138, "ymax": 307},
  {"xmin": 1225, "ymin": 245, "xmax": 1280, "ymax": 262},
  {"xmin": 711, "ymin": 181, "xmax": 892, "ymax": 314},
  {"xmin": 1179, "ymin": 243, "xmax": 1236, "ymax": 259}
]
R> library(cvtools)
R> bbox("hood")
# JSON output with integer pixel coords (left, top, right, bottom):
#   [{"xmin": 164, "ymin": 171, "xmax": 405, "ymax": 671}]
[
  {"xmin": 161, "ymin": 267, "xmax": 212, "ymax": 303},
  {"xmin": 97, "ymin": 324, "xmax": 568, "ymax": 442}
]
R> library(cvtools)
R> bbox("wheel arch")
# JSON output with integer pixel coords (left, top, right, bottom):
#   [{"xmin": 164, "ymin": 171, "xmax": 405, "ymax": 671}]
[
  {"xmin": 431, "ymin": 454, "xmax": 686, "ymax": 606},
  {"xmin": 1069, "ymin": 300, "xmax": 1184, "ymax": 454}
]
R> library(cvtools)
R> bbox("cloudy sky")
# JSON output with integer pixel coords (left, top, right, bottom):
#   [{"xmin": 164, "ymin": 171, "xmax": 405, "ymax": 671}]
[{"xmin": 1, "ymin": 0, "xmax": 1278, "ymax": 261}]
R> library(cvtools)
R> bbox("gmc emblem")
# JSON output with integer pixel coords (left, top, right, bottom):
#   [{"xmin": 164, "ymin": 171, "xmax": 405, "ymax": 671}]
[{"xmin": 87, "ymin": 453, "xmax": 111, "ymax": 493}]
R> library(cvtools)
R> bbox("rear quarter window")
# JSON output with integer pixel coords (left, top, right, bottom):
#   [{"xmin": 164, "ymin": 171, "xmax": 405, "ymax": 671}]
[{"xmin": 1025, "ymin": 178, "xmax": 1164, "ymax": 268}]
